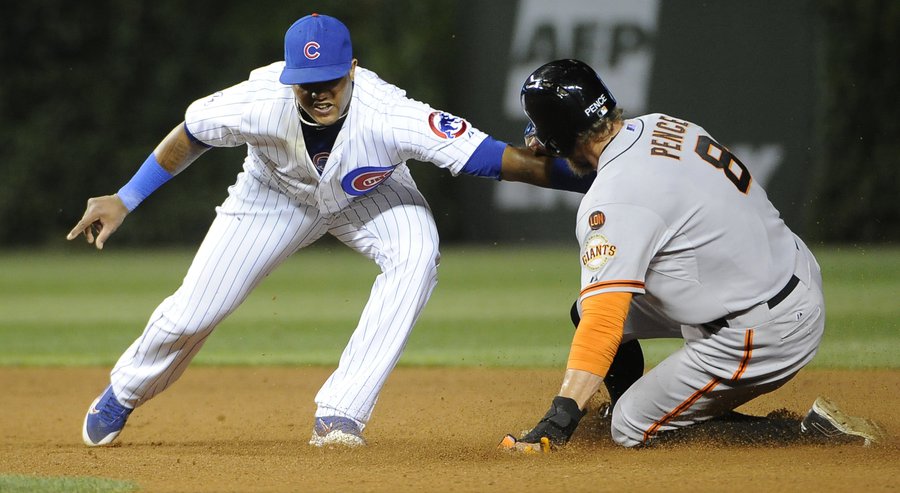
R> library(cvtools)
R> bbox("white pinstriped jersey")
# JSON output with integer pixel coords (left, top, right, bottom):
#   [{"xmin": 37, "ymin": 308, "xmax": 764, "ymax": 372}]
[
  {"xmin": 576, "ymin": 113, "xmax": 797, "ymax": 325},
  {"xmin": 185, "ymin": 62, "xmax": 488, "ymax": 214}
]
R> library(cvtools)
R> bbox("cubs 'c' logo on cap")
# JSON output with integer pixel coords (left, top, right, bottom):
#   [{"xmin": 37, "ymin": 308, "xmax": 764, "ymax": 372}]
[
  {"xmin": 588, "ymin": 211, "xmax": 605, "ymax": 230},
  {"xmin": 428, "ymin": 111, "xmax": 468, "ymax": 139},
  {"xmin": 341, "ymin": 166, "xmax": 397, "ymax": 196},
  {"xmin": 304, "ymin": 41, "xmax": 321, "ymax": 60}
]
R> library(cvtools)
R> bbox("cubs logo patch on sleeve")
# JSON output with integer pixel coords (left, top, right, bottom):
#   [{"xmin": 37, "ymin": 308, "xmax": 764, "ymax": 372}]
[
  {"xmin": 581, "ymin": 233, "xmax": 617, "ymax": 270},
  {"xmin": 341, "ymin": 166, "xmax": 396, "ymax": 196},
  {"xmin": 428, "ymin": 111, "xmax": 468, "ymax": 139}
]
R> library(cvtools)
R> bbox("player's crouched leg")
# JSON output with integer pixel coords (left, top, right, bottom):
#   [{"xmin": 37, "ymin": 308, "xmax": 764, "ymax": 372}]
[{"xmin": 608, "ymin": 399, "xmax": 649, "ymax": 448}]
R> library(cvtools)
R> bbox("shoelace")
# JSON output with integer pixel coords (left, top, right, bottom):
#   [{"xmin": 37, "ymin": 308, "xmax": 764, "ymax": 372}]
[
  {"xmin": 316, "ymin": 417, "xmax": 359, "ymax": 435},
  {"xmin": 98, "ymin": 396, "xmax": 130, "ymax": 425}
]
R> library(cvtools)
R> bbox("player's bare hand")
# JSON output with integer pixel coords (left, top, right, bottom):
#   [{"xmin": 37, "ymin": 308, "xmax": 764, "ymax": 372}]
[
  {"xmin": 497, "ymin": 434, "xmax": 553, "ymax": 454},
  {"xmin": 66, "ymin": 195, "xmax": 129, "ymax": 250}
]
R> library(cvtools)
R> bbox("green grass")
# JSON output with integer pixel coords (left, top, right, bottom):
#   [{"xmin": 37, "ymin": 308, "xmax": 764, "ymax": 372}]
[
  {"xmin": 0, "ymin": 475, "xmax": 136, "ymax": 493},
  {"xmin": 0, "ymin": 244, "xmax": 896, "ymax": 368}
]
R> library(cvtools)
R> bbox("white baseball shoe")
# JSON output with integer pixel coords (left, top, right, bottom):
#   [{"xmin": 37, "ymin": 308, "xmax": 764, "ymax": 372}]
[{"xmin": 800, "ymin": 397, "xmax": 885, "ymax": 446}]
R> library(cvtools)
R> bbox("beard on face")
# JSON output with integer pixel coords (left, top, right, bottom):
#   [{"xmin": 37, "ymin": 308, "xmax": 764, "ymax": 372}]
[{"xmin": 566, "ymin": 156, "xmax": 595, "ymax": 176}]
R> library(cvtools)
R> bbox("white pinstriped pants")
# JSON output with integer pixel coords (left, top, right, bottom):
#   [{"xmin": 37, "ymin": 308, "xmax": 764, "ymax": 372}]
[{"xmin": 109, "ymin": 171, "xmax": 440, "ymax": 427}]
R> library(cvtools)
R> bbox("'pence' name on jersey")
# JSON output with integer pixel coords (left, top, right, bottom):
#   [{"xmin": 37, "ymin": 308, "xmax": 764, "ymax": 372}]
[{"xmin": 650, "ymin": 115, "xmax": 690, "ymax": 160}]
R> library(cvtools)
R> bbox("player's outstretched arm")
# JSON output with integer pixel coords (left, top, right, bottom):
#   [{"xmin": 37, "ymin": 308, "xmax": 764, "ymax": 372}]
[
  {"xmin": 499, "ymin": 145, "xmax": 595, "ymax": 193},
  {"xmin": 497, "ymin": 369, "xmax": 601, "ymax": 454},
  {"xmin": 498, "ymin": 146, "xmax": 554, "ymax": 188},
  {"xmin": 498, "ymin": 292, "xmax": 630, "ymax": 453},
  {"xmin": 151, "ymin": 123, "xmax": 210, "ymax": 175},
  {"xmin": 66, "ymin": 123, "xmax": 209, "ymax": 249},
  {"xmin": 494, "ymin": 121, "xmax": 595, "ymax": 192},
  {"xmin": 459, "ymin": 132, "xmax": 594, "ymax": 192}
]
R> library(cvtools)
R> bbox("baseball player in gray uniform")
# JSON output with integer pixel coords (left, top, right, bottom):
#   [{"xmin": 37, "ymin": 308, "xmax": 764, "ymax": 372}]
[
  {"xmin": 499, "ymin": 59, "xmax": 884, "ymax": 452},
  {"xmin": 69, "ymin": 14, "xmax": 587, "ymax": 448}
]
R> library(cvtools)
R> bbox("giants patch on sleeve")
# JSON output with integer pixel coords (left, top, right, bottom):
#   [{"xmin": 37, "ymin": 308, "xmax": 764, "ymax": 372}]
[
  {"xmin": 581, "ymin": 233, "xmax": 617, "ymax": 270},
  {"xmin": 428, "ymin": 111, "xmax": 468, "ymax": 139}
]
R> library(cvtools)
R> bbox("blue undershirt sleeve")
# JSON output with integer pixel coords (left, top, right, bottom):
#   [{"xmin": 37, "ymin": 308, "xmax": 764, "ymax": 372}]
[{"xmin": 459, "ymin": 136, "xmax": 505, "ymax": 180}]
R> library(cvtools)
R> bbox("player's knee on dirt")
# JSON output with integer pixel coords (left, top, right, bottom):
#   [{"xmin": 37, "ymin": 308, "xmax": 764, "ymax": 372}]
[
  {"xmin": 608, "ymin": 387, "xmax": 660, "ymax": 448},
  {"xmin": 609, "ymin": 402, "xmax": 646, "ymax": 448}
]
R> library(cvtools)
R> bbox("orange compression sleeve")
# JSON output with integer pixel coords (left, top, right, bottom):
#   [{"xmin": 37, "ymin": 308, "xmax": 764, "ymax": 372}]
[{"xmin": 566, "ymin": 292, "xmax": 633, "ymax": 377}]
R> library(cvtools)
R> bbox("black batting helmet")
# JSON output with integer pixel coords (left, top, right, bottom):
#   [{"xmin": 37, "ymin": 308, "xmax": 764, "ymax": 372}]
[{"xmin": 520, "ymin": 59, "xmax": 617, "ymax": 157}]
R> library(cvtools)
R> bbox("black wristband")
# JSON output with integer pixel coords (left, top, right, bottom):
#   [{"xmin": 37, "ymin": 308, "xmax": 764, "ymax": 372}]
[{"xmin": 521, "ymin": 396, "xmax": 586, "ymax": 445}]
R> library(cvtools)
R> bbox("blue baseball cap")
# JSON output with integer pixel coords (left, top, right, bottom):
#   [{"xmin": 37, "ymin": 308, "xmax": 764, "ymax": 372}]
[{"xmin": 279, "ymin": 13, "xmax": 353, "ymax": 85}]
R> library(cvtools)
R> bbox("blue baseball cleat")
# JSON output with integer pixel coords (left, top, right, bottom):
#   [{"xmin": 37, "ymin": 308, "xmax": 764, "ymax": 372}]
[
  {"xmin": 308, "ymin": 416, "xmax": 366, "ymax": 448},
  {"xmin": 82, "ymin": 386, "xmax": 133, "ymax": 446}
]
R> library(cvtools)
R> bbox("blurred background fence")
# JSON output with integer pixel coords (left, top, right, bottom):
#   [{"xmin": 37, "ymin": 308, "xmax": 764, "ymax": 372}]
[{"xmin": 1, "ymin": 0, "xmax": 897, "ymax": 247}]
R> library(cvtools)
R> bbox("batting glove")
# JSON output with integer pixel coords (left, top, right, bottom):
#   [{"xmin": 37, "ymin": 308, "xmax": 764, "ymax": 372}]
[{"xmin": 498, "ymin": 396, "xmax": 586, "ymax": 454}]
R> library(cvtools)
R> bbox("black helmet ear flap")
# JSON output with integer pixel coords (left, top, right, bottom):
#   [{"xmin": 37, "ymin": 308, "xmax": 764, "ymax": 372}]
[{"xmin": 520, "ymin": 59, "xmax": 616, "ymax": 157}]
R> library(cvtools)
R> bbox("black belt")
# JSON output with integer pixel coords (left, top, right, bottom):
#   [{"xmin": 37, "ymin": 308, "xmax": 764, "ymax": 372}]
[
  {"xmin": 705, "ymin": 274, "xmax": 800, "ymax": 330},
  {"xmin": 767, "ymin": 274, "xmax": 800, "ymax": 309}
]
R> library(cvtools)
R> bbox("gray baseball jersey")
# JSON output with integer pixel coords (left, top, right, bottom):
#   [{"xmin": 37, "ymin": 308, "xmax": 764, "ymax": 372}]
[
  {"xmin": 576, "ymin": 113, "xmax": 826, "ymax": 446},
  {"xmin": 576, "ymin": 114, "xmax": 797, "ymax": 324}
]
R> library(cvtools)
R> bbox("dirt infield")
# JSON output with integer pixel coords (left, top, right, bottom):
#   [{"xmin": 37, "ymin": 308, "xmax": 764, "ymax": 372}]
[{"xmin": 1, "ymin": 367, "xmax": 897, "ymax": 492}]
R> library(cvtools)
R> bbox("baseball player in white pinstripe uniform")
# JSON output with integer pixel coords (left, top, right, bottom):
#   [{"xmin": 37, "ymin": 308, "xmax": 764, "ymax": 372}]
[
  {"xmin": 499, "ymin": 59, "xmax": 884, "ymax": 453},
  {"xmin": 70, "ymin": 14, "xmax": 584, "ymax": 448}
]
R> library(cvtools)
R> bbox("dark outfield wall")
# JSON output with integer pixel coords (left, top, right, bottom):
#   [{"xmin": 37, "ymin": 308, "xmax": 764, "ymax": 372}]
[
  {"xmin": 3, "ymin": 1, "xmax": 896, "ymax": 246},
  {"xmin": 436, "ymin": 0, "xmax": 817, "ymax": 243}
]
